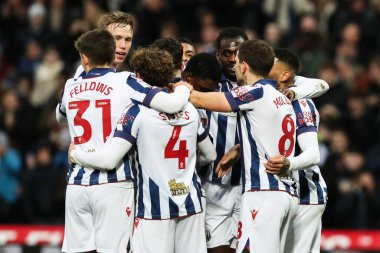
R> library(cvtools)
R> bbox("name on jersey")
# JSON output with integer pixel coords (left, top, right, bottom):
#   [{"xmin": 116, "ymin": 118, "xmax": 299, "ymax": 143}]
[
  {"xmin": 70, "ymin": 82, "xmax": 113, "ymax": 98},
  {"xmin": 297, "ymin": 111, "xmax": 315, "ymax": 125},
  {"xmin": 273, "ymin": 96, "xmax": 291, "ymax": 109},
  {"xmin": 159, "ymin": 111, "xmax": 190, "ymax": 121},
  {"xmin": 232, "ymin": 87, "xmax": 255, "ymax": 102},
  {"xmin": 168, "ymin": 179, "xmax": 190, "ymax": 196}
]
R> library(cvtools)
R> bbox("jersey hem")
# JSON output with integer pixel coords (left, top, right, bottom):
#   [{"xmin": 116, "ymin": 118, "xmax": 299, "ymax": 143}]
[
  {"xmin": 136, "ymin": 210, "xmax": 202, "ymax": 220},
  {"xmin": 67, "ymin": 179, "xmax": 133, "ymax": 186},
  {"xmin": 246, "ymin": 189, "xmax": 298, "ymax": 198}
]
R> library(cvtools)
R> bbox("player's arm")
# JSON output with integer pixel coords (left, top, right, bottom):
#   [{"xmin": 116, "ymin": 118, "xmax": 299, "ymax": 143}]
[
  {"xmin": 215, "ymin": 144, "xmax": 241, "ymax": 178},
  {"xmin": 70, "ymin": 104, "xmax": 140, "ymax": 170},
  {"xmin": 190, "ymin": 91, "xmax": 232, "ymax": 112},
  {"xmin": 265, "ymin": 131, "xmax": 320, "ymax": 173},
  {"xmin": 70, "ymin": 138, "xmax": 132, "ymax": 170},
  {"xmin": 56, "ymin": 103, "xmax": 66, "ymax": 123},
  {"xmin": 148, "ymin": 82, "xmax": 193, "ymax": 114},
  {"xmin": 287, "ymin": 76, "xmax": 329, "ymax": 101},
  {"xmin": 196, "ymin": 117, "xmax": 217, "ymax": 165}
]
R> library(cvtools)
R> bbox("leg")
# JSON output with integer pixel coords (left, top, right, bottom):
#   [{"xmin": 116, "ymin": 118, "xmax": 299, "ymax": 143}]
[
  {"xmin": 132, "ymin": 218, "xmax": 175, "ymax": 253},
  {"xmin": 176, "ymin": 213, "xmax": 207, "ymax": 253},
  {"xmin": 92, "ymin": 181, "xmax": 135, "ymax": 253},
  {"xmin": 62, "ymin": 185, "xmax": 96, "ymax": 253}
]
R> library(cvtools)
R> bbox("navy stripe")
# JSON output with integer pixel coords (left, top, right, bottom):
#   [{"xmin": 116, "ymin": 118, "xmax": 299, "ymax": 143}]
[
  {"xmin": 143, "ymin": 88, "xmax": 161, "ymax": 107},
  {"xmin": 235, "ymin": 87, "xmax": 264, "ymax": 106},
  {"xmin": 168, "ymin": 198, "xmax": 179, "ymax": 219},
  {"xmin": 292, "ymin": 101, "xmax": 305, "ymax": 128},
  {"xmin": 127, "ymin": 76, "xmax": 150, "ymax": 92},
  {"xmin": 220, "ymin": 80, "xmax": 231, "ymax": 92},
  {"xmin": 122, "ymin": 105, "xmax": 141, "ymax": 135},
  {"xmin": 73, "ymin": 167, "xmax": 85, "ymax": 185},
  {"xmin": 67, "ymin": 164, "xmax": 74, "ymax": 182},
  {"xmin": 114, "ymin": 130, "xmax": 136, "ymax": 144},
  {"xmin": 137, "ymin": 159, "xmax": 145, "ymax": 218},
  {"xmin": 211, "ymin": 114, "xmax": 228, "ymax": 184},
  {"xmin": 312, "ymin": 171, "xmax": 324, "ymax": 204},
  {"xmin": 296, "ymin": 126, "xmax": 317, "ymax": 136},
  {"xmin": 243, "ymin": 113, "xmax": 261, "ymax": 190},
  {"xmin": 237, "ymin": 114, "xmax": 246, "ymax": 193},
  {"xmin": 282, "ymin": 181, "xmax": 291, "ymax": 193},
  {"xmin": 184, "ymin": 194, "xmax": 196, "ymax": 215},
  {"xmin": 299, "ymin": 171, "xmax": 311, "ymax": 204},
  {"xmin": 123, "ymin": 154, "xmax": 132, "ymax": 179},
  {"xmin": 197, "ymin": 128, "xmax": 209, "ymax": 143},
  {"xmin": 230, "ymin": 128, "xmax": 241, "ymax": 185},
  {"xmin": 107, "ymin": 169, "xmax": 117, "ymax": 183},
  {"xmin": 89, "ymin": 170, "xmax": 100, "ymax": 185},
  {"xmin": 306, "ymin": 100, "xmax": 317, "ymax": 126},
  {"xmin": 224, "ymin": 92, "xmax": 240, "ymax": 112},
  {"xmin": 149, "ymin": 178, "xmax": 161, "ymax": 219},
  {"xmin": 192, "ymin": 173, "xmax": 202, "ymax": 209}
]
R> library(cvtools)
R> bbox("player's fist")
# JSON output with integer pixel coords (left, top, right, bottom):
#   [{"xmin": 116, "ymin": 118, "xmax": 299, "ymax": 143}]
[
  {"xmin": 265, "ymin": 155, "xmax": 290, "ymax": 176},
  {"xmin": 281, "ymin": 89, "xmax": 296, "ymax": 102}
]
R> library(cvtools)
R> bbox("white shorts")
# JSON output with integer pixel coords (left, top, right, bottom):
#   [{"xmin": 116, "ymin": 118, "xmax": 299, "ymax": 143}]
[
  {"xmin": 284, "ymin": 204, "xmax": 326, "ymax": 253},
  {"xmin": 132, "ymin": 213, "xmax": 207, "ymax": 253},
  {"xmin": 62, "ymin": 181, "xmax": 134, "ymax": 253},
  {"xmin": 202, "ymin": 181, "xmax": 241, "ymax": 249},
  {"xmin": 236, "ymin": 191, "xmax": 298, "ymax": 253}
]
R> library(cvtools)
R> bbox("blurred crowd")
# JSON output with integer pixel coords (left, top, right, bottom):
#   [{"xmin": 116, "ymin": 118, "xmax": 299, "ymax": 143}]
[{"xmin": 0, "ymin": 0, "xmax": 379, "ymax": 228}]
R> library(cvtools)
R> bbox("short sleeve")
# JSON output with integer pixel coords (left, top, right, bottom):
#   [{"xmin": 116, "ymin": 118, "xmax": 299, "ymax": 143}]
[
  {"xmin": 114, "ymin": 104, "xmax": 141, "ymax": 144},
  {"xmin": 126, "ymin": 76, "xmax": 160, "ymax": 107},
  {"xmin": 292, "ymin": 99, "xmax": 318, "ymax": 136},
  {"xmin": 224, "ymin": 85, "xmax": 264, "ymax": 112}
]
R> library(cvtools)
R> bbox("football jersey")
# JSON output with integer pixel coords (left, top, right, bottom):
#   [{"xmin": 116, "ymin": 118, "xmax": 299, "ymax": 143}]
[
  {"xmin": 114, "ymin": 102, "xmax": 207, "ymax": 219},
  {"xmin": 62, "ymin": 68, "xmax": 162, "ymax": 185},
  {"xmin": 224, "ymin": 79, "xmax": 297, "ymax": 195},
  {"xmin": 200, "ymin": 74, "xmax": 241, "ymax": 185},
  {"xmin": 292, "ymin": 99, "xmax": 328, "ymax": 204}
]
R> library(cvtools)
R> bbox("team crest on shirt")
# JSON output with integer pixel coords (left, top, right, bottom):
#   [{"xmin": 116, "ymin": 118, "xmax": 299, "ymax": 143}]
[{"xmin": 168, "ymin": 179, "xmax": 190, "ymax": 196}]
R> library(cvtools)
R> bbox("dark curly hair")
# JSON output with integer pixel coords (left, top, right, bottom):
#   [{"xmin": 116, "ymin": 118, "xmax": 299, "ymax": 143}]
[{"xmin": 130, "ymin": 47, "xmax": 174, "ymax": 87}]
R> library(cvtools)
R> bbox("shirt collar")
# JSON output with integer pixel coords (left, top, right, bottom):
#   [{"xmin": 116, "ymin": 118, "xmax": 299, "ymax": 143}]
[
  {"xmin": 253, "ymin": 78, "xmax": 278, "ymax": 89},
  {"xmin": 83, "ymin": 68, "xmax": 116, "ymax": 78}
]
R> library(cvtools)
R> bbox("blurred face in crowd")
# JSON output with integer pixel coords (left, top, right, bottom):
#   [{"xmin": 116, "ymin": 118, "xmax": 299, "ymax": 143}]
[
  {"xmin": 217, "ymin": 37, "xmax": 245, "ymax": 81},
  {"xmin": 181, "ymin": 42, "xmax": 195, "ymax": 66},
  {"xmin": 107, "ymin": 23, "xmax": 133, "ymax": 66}
]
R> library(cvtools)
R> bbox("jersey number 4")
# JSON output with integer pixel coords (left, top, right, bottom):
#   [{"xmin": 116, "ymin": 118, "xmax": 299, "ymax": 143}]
[
  {"xmin": 165, "ymin": 126, "xmax": 189, "ymax": 169},
  {"xmin": 278, "ymin": 115, "xmax": 295, "ymax": 157},
  {"xmin": 69, "ymin": 99, "xmax": 111, "ymax": 144}
]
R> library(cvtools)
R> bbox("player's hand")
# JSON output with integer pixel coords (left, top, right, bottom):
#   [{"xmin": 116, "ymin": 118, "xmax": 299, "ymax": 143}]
[
  {"xmin": 170, "ymin": 81, "xmax": 193, "ymax": 93},
  {"xmin": 215, "ymin": 145, "xmax": 240, "ymax": 178},
  {"xmin": 281, "ymin": 89, "xmax": 296, "ymax": 102},
  {"xmin": 265, "ymin": 155, "xmax": 290, "ymax": 176},
  {"xmin": 68, "ymin": 143, "xmax": 76, "ymax": 165}
]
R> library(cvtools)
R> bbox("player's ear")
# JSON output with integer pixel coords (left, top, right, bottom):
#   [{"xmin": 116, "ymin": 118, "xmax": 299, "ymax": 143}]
[
  {"xmin": 81, "ymin": 53, "xmax": 90, "ymax": 65},
  {"xmin": 281, "ymin": 71, "xmax": 291, "ymax": 82},
  {"xmin": 183, "ymin": 72, "xmax": 193, "ymax": 83}
]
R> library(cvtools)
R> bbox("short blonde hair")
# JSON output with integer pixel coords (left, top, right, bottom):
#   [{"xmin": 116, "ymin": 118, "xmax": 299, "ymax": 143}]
[{"xmin": 98, "ymin": 11, "xmax": 133, "ymax": 30}]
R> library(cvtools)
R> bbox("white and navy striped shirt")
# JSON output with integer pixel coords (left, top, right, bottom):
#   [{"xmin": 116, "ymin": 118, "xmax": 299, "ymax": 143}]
[
  {"xmin": 61, "ymin": 68, "xmax": 165, "ymax": 185},
  {"xmin": 292, "ymin": 99, "xmax": 328, "ymax": 204},
  {"xmin": 200, "ymin": 74, "xmax": 241, "ymax": 185},
  {"xmin": 115, "ymin": 103, "xmax": 206, "ymax": 219},
  {"xmin": 225, "ymin": 79, "xmax": 297, "ymax": 195}
]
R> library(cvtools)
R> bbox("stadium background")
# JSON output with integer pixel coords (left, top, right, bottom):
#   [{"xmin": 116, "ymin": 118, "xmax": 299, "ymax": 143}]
[{"xmin": 0, "ymin": 0, "xmax": 379, "ymax": 252}]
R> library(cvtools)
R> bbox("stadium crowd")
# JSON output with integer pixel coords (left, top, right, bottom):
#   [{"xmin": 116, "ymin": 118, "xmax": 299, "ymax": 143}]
[{"xmin": 0, "ymin": 0, "xmax": 380, "ymax": 231}]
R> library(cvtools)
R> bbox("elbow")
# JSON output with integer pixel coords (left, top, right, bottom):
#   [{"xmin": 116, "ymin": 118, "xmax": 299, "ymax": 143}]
[
  {"xmin": 313, "ymin": 151, "xmax": 320, "ymax": 166},
  {"xmin": 164, "ymin": 101, "xmax": 185, "ymax": 114},
  {"xmin": 206, "ymin": 150, "xmax": 217, "ymax": 164},
  {"xmin": 319, "ymin": 79, "xmax": 329, "ymax": 92}
]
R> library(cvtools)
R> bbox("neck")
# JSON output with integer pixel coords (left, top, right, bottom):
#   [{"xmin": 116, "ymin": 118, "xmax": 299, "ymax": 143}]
[
  {"xmin": 85, "ymin": 64, "xmax": 111, "ymax": 73},
  {"xmin": 245, "ymin": 73, "xmax": 264, "ymax": 86}
]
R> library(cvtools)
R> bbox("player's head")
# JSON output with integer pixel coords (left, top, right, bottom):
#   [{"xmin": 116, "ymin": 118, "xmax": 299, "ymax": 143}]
[
  {"xmin": 182, "ymin": 53, "xmax": 221, "ymax": 92},
  {"xmin": 130, "ymin": 47, "xmax": 174, "ymax": 88},
  {"xmin": 178, "ymin": 37, "xmax": 196, "ymax": 68},
  {"xmin": 216, "ymin": 27, "xmax": 248, "ymax": 81},
  {"xmin": 98, "ymin": 11, "xmax": 134, "ymax": 66},
  {"xmin": 151, "ymin": 38, "xmax": 183, "ymax": 72},
  {"xmin": 75, "ymin": 29, "xmax": 115, "ymax": 70},
  {"xmin": 235, "ymin": 39, "xmax": 275, "ymax": 86},
  {"xmin": 269, "ymin": 48, "xmax": 300, "ymax": 90}
]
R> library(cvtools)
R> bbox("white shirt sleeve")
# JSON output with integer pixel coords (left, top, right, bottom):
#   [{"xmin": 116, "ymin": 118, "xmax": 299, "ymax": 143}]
[
  {"xmin": 197, "ymin": 136, "xmax": 217, "ymax": 166},
  {"xmin": 56, "ymin": 103, "xmax": 66, "ymax": 123},
  {"xmin": 70, "ymin": 137, "xmax": 133, "ymax": 170},
  {"xmin": 291, "ymin": 76, "xmax": 329, "ymax": 100},
  {"xmin": 288, "ymin": 131, "xmax": 320, "ymax": 171},
  {"xmin": 149, "ymin": 85, "xmax": 190, "ymax": 114}
]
